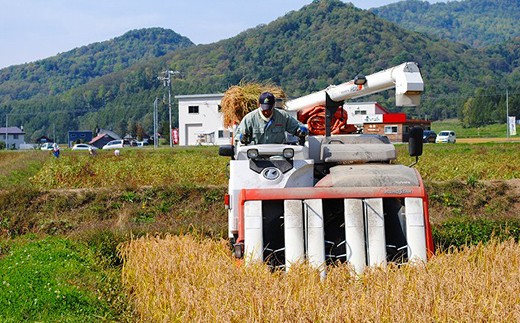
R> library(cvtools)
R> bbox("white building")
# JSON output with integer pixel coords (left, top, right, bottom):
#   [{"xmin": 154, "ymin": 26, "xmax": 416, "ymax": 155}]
[
  {"xmin": 0, "ymin": 126, "xmax": 26, "ymax": 149},
  {"xmin": 176, "ymin": 93, "xmax": 235, "ymax": 146},
  {"xmin": 176, "ymin": 93, "xmax": 389, "ymax": 146},
  {"xmin": 345, "ymin": 102, "xmax": 389, "ymax": 126}
]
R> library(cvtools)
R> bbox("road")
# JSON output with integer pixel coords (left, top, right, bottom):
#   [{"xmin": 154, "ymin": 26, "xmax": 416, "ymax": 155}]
[{"xmin": 456, "ymin": 137, "xmax": 520, "ymax": 143}]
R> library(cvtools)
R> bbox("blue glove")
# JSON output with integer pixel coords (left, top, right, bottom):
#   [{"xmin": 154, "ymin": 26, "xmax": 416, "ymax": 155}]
[{"xmin": 297, "ymin": 125, "xmax": 308, "ymax": 137}]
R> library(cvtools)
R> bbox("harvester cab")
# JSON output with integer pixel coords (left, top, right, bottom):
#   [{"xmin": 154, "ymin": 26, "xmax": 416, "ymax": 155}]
[{"xmin": 219, "ymin": 62, "xmax": 434, "ymax": 275}]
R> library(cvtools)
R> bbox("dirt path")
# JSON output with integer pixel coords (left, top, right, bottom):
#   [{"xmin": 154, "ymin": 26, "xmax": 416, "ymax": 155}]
[{"xmin": 457, "ymin": 137, "xmax": 520, "ymax": 143}]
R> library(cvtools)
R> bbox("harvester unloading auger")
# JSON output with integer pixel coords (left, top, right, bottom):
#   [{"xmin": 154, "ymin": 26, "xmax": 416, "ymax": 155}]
[{"xmin": 219, "ymin": 62, "xmax": 434, "ymax": 275}]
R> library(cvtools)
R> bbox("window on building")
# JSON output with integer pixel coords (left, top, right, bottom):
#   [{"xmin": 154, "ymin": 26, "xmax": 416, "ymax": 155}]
[
  {"xmin": 188, "ymin": 106, "xmax": 199, "ymax": 114},
  {"xmin": 218, "ymin": 130, "xmax": 232, "ymax": 138},
  {"xmin": 384, "ymin": 126, "xmax": 398, "ymax": 134},
  {"xmin": 354, "ymin": 110, "xmax": 367, "ymax": 115},
  {"xmin": 13, "ymin": 134, "xmax": 19, "ymax": 139}
]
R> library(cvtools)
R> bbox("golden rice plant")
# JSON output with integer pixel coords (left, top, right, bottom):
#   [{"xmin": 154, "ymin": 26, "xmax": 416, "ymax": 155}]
[
  {"xmin": 120, "ymin": 235, "xmax": 520, "ymax": 322},
  {"xmin": 221, "ymin": 81, "xmax": 286, "ymax": 128}
]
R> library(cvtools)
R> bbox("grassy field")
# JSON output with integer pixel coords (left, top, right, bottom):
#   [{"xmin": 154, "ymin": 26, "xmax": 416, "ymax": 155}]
[
  {"xmin": 0, "ymin": 141, "xmax": 519, "ymax": 321},
  {"xmin": 431, "ymin": 119, "xmax": 518, "ymax": 139}
]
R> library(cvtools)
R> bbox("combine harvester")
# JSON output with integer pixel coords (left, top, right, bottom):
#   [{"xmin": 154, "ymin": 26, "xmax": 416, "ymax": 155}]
[{"xmin": 219, "ymin": 62, "xmax": 434, "ymax": 275}]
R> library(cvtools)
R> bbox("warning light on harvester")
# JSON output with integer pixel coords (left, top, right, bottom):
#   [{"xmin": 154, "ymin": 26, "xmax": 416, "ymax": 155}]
[
  {"xmin": 353, "ymin": 74, "xmax": 367, "ymax": 86},
  {"xmin": 224, "ymin": 194, "xmax": 230, "ymax": 209}
]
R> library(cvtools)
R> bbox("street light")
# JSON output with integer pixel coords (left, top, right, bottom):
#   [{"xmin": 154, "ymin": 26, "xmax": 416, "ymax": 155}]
[{"xmin": 158, "ymin": 70, "xmax": 180, "ymax": 147}]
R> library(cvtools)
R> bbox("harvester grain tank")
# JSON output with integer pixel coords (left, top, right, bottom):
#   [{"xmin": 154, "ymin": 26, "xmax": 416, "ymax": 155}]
[{"xmin": 219, "ymin": 62, "xmax": 434, "ymax": 274}]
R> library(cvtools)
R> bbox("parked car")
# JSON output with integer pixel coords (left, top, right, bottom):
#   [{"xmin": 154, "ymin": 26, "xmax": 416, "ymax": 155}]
[
  {"xmin": 102, "ymin": 139, "xmax": 130, "ymax": 150},
  {"xmin": 435, "ymin": 130, "xmax": 456, "ymax": 143},
  {"xmin": 71, "ymin": 143, "xmax": 97, "ymax": 151},
  {"xmin": 422, "ymin": 130, "xmax": 437, "ymax": 143},
  {"xmin": 40, "ymin": 143, "xmax": 54, "ymax": 150}
]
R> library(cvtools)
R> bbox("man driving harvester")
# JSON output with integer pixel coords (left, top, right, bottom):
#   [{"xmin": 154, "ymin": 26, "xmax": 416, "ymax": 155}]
[{"xmin": 236, "ymin": 92, "xmax": 308, "ymax": 145}]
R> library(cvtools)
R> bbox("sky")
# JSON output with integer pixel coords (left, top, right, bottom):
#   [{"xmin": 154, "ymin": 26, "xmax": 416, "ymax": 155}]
[{"xmin": 0, "ymin": 0, "xmax": 446, "ymax": 69}]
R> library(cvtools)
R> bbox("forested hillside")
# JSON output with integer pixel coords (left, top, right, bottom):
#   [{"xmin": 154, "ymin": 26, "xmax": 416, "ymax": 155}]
[
  {"xmin": 0, "ymin": 0, "xmax": 518, "ymax": 142},
  {"xmin": 0, "ymin": 28, "xmax": 193, "ymax": 104},
  {"xmin": 372, "ymin": 0, "xmax": 520, "ymax": 47}
]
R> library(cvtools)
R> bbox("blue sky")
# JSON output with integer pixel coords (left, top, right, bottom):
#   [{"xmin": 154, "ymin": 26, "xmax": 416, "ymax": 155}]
[{"xmin": 0, "ymin": 0, "xmax": 445, "ymax": 69}]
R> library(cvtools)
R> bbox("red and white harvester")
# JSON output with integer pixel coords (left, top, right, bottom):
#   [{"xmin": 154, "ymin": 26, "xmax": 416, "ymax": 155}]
[{"xmin": 219, "ymin": 62, "xmax": 434, "ymax": 275}]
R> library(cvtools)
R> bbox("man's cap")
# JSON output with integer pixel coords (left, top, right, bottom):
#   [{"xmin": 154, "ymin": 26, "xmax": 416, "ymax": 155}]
[{"xmin": 259, "ymin": 92, "xmax": 275, "ymax": 110}]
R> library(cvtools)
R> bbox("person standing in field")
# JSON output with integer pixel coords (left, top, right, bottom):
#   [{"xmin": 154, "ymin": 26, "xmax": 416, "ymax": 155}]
[{"xmin": 52, "ymin": 143, "xmax": 60, "ymax": 158}]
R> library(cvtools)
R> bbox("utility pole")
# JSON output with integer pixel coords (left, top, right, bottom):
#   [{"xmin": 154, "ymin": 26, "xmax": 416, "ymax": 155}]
[
  {"xmin": 4, "ymin": 114, "xmax": 7, "ymax": 150},
  {"xmin": 158, "ymin": 70, "xmax": 180, "ymax": 148},
  {"xmin": 506, "ymin": 88, "xmax": 509, "ymax": 141},
  {"xmin": 153, "ymin": 97, "xmax": 158, "ymax": 149}
]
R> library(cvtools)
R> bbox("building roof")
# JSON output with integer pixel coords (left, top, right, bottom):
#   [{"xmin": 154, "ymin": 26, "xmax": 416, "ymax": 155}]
[
  {"xmin": 0, "ymin": 127, "xmax": 25, "ymax": 134},
  {"xmin": 97, "ymin": 129, "xmax": 121, "ymax": 140},
  {"xmin": 175, "ymin": 93, "xmax": 224, "ymax": 100},
  {"xmin": 89, "ymin": 132, "xmax": 118, "ymax": 144},
  {"xmin": 68, "ymin": 130, "xmax": 93, "ymax": 134}
]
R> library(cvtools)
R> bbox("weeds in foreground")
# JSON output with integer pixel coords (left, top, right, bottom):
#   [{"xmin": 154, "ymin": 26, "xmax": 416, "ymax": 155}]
[{"xmin": 0, "ymin": 236, "xmax": 130, "ymax": 321}]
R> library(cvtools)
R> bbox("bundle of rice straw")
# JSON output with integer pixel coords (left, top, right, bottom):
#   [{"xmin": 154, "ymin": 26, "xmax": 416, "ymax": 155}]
[{"xmin": 221, "ymin": 82, "xmax": 286, "ymax": 127}]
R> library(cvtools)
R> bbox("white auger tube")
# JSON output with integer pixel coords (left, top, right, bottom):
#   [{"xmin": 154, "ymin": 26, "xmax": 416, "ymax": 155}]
[{"xmin": 284, "ymin": 62, "xmax": 424, "ymax": 112}]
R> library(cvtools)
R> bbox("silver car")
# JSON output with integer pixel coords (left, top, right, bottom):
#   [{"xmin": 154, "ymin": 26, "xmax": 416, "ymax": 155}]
[
  {"xmin": 435, "ymin": 130, "xmax": 456, "ymax": 143},
  {"xmin": 102, "ymin": 139, "xmax": 130, "ymax": 149},
  {"xmin": 72, "ymin": 143, "xmax": 97, "ymax": 150}
]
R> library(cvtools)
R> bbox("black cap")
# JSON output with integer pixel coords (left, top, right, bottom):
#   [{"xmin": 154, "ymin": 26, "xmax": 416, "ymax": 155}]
[{"xmin": 259, "ymin": 92, "xmax": 275, "ymax": 110}]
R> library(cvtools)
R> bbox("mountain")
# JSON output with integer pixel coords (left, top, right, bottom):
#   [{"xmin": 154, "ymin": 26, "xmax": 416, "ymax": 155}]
[
  {"xmin": 0, "ymin": 28, "xmax": 194, "ymax": 104},
  {"xmin": 0, "ymin": 0, "xmax": 518, "ymax": 142},
  {"xmin": 371, "ymin": 0, "xmax": 520, "ymax": 47}
]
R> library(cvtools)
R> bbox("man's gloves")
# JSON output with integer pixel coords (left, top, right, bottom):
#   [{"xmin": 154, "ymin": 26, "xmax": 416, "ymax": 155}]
[
  {"xmin": 297, "ymin": 125, "xmax": 308, "ymax": 137},
  {"xmin": 239, "ymin": 132, "xmax": 251, "ymax": 145}
]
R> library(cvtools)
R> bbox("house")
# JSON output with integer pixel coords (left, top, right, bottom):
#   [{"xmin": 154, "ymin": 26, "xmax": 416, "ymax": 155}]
[
  {"xmin": 67, "ymin": 130, "xmax": 93, "ymax": 147},
  {"xmin": 0, "ymin": 126, "xmax": 25, "ymax": 149},
  {"xmin": 176, "ymin": 93, "xmax": 233, "ymax": 146},
  {"xmin": 35, "ymin": 135, "xmax": 54, "ymax": 144},
  {"xmin": 363, "ymin": 113, "xmax": 431, "ymax": 142},
  {"xmin": 89, "ymin": 129, "xmax": 121, "ymax": 149},
  {"xmin": 344, "ymin": 102, "xmax": 390, "ymax": 126},
  {"xmin": 176, "ymin": 94, "xmax": 430, "ymax": 145},
  {"xmin": 343, "ymin": 102, "xmax": 431, "ymax": 141}
]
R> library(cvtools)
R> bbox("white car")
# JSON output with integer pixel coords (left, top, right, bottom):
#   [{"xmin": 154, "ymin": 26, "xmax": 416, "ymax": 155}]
[
  {"xmin": 435, "ymin": 130, "xmax": 456, "ymax": 143},
  {"xmin": 71, "ymin": 143, "xmax": 97, "ymax": 150},
  {"xmin": 102, "ymin": 139, "xmax": 129, "ymax": 150},
  {"xmin": 40, "ymin": 143, "xmax": 54, "ymax": 150}
]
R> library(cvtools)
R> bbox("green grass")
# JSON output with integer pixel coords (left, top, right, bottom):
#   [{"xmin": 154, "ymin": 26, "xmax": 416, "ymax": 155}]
[
  {"xmin": 30, "ymin": 147, "xmax": 228, "ymax": 189},
  {"xmin": 0, "ymin": 236, "xmax": 127, "ymax": 322},
  {"xmin": 431, "ymin": 119, "xmax": 513, "ymax": 138},
  {"xmin": 433, "ymin": 217, "xmax": 520, "ymax": 249},
  {"xmin": 396, "ymin": 142, "xmax": 520, "ymax": 181},
  {"xmin": 0, "ymin": 151, "xmax": 48, "ymax": 189}
]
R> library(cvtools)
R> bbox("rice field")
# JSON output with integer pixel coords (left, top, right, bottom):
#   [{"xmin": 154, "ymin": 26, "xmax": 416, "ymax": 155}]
[
  {"xmin": 120, "ymin": 235, "xmax": 520, "ymax": 322},
  {"xmin": 2, "ymin": 142, "xmax": 519, "ymax": 321}
]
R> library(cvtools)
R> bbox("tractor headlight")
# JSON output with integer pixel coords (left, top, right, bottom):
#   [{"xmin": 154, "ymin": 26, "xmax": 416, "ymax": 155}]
[
  {"xmin": 282, "ymin": 148, "xmax": 294, "ymax": 159},
  {"xmin": 247, "ymin": 149, "xmax": 259, "ymax": 159}
]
